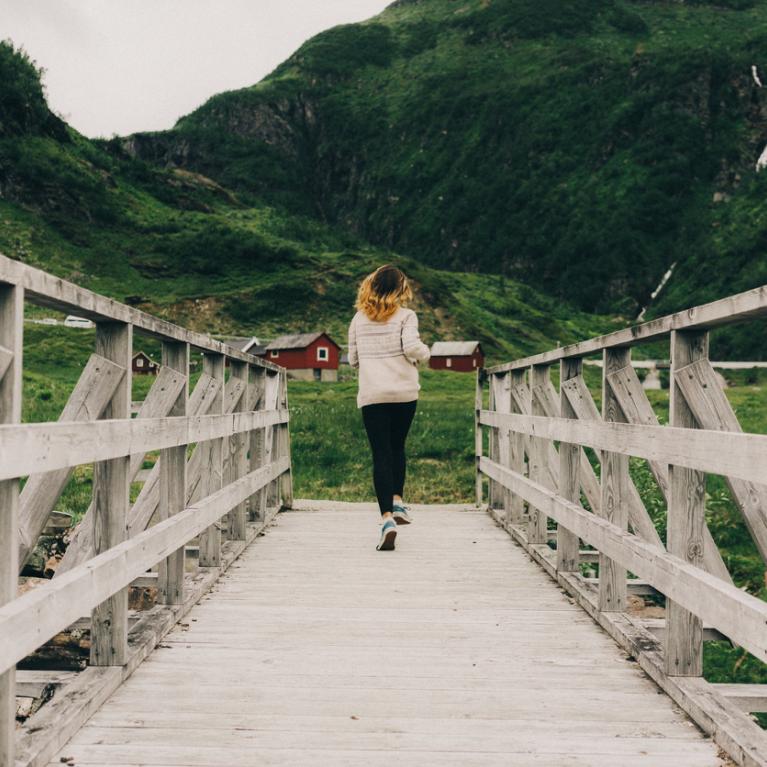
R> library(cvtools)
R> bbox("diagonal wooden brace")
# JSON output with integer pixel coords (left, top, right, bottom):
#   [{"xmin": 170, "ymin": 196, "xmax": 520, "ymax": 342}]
[{"xmin": 17, "ymin": 353, "xmax": 125, "ymax": 570}]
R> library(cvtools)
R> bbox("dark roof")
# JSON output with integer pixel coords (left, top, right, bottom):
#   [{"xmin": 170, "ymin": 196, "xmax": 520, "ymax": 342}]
[
  {"xmin": 266, "ymin": 332, "xmax": 340, "ymax": 351},
  {"xmin": 431, "ymin": 341, "xmax": 482, "ymax": 357}
]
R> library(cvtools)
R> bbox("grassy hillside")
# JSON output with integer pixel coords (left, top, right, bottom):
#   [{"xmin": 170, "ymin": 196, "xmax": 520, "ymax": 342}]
[
  {"xmin": 121, "ymin": 0, "xmax": 767, "ymax": 335},
  {"xmin": 0, "ymin": 41, "xmax": 615, "ymax": 363}
]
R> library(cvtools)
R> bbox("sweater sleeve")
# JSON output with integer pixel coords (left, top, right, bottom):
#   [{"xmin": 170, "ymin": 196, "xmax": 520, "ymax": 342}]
[
  {"xmin": 348, "ymin": 314, "xmax": 359, "ymax": 369},
  {"xmin": 402, "ymin": 311, "xmax": 430, "ymax": 364}
]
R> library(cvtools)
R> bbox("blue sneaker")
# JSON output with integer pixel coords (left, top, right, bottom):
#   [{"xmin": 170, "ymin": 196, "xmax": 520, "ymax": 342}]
[
  {"xmin": 377, "ymin": 518, "xmax": 397, "ymax": 551},
  {"xmin": 392, "ymin": 503, "xmax": 412, "ymax": 525}
]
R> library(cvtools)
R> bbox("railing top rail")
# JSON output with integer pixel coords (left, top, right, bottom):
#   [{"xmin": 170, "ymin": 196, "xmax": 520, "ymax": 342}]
[
  {"xmin": 487, "ymin": 283, "xmax": 767, "ymax": 374},
  {"xmin": 0, "ymin": 253, "xmax": 282, "ymax": 371}
]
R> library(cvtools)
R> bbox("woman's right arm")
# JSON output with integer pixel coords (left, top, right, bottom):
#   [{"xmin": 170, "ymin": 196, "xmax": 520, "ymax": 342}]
[{"xmin": 348, "ymin": 314, "xmax": 359, "ymax": 369}]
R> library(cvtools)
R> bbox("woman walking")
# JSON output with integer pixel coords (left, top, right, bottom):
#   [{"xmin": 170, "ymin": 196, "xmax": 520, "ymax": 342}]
[{"xmin": 348, "ymin": 265, "xmax": 431, "ymax": 551}]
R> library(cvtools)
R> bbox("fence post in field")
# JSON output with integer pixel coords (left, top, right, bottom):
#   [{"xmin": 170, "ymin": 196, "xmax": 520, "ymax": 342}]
[
  {"xmin": 248, "ymin": 365, "xmax": 266, "ymax": 521},
  {"xmin": 474, "ymin": 368, "xmax": 484, "ymax": 507},
  {"xmin": 90, "ymin": 321, "xmax": 132, "ymax": 666},
  {"xmin": 198, "ymin": 352, "xmax": 225, "ymax": 567},
  {"xmin": 665, "ymin": 330, "xmax": 708, "ymax": 676},
  {"xmin": 278, "ymin": 370, "xmax": 293, "ymax": 509},
  {"xmin": 0, "ymin": 282, "xmax": 22, "ymax": 767},
  {"xmin": 158, "ymin": 340, "xmax": 189, "ymax": 605},
  {"xmin": 599, "ymin": 347, "xmax": 630, "ymax": 612},
  {"xmin": 228, "ymin": 360, "xmax": 249, "ymax": 539},
  {"xmin": 557, "ymin": 357, "xmax": 582, "ymax": 572},
  {"xmin": 528, "ymin": 364, "xmax": 552, "ymax": 544},
  {"xmin": 508, "ymin": 369, "xmax": 527, "ymax": 524}
]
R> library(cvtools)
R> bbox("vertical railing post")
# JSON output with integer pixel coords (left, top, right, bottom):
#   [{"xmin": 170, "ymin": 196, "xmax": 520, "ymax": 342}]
[
  {"xmin": 528, "ymin": 364, "xmax": 551, "ymax": 544},
  {"xmin": 508, "ymin": 369, "xmax": 526, "ymax": 524},
  {"xmin": 557, "ymin": 357, "xmax": 582, "ymax": 572},
  {"xmin": 249, "ymin": 366, "xmax": 267, "ymax": 522},
  {"xmin": 198, "ymin": 352, "xmax": 225, "ymax": 567},
  {"xmin": 474, "ymin": 368, "xmax": 484, "ymax": 507},
  {"xmin": 90, "ymin": 321, "xmax": 132, "ymax": 666},
  {"xmin": 488, "ymin": 371, "xmax": 500, "ymax": 509},
  {"xmin": 158, "ymin": 340, "xmax": 189, "ymax": 605},
  {"xmin": 228, "ymin": 360, "xmax": 249, "ymax": 539},
  {"xmin": 599, "ymin": 347, "xmax": 630, "ymax": 612},
  {"xmin": 0, "ymin": 282, "xmax": 22, "ymax": 767},
  {"xmin": 278, "ymin": 370, "xmax": 294, "ymax": 509},
  {"xmin": 265, "ymin": 371, "xmax": 282, "ymax": 510},
  {"xmin": 493, "ymin": 373, "xmax": 513, "ymax": 524},
  {"xmin": 665, "ymin": 329, "xmax": 707, "ymax": 676}
]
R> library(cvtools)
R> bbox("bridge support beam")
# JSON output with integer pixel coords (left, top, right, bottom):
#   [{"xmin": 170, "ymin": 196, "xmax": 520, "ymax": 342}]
[
  {"xmin": 90, "ymin": 321, "xmax": 132, "ymax": 667},
  {"xmin": 0, "ymin": 282, "xmax": 22, "ymax": 767},
  {"xmin": 199, "ymin": 352, "xmax": 225, "ymax": 568},
  {"xmin": 158, "ymin": 340, "xmax": 189, "ymax": 605},
  {"xmin": 599, "ymin": 347, "xmax": 630, "ymax": 612},
  {"xmin": 227, "ymin": 360, "xmax": 249, "ymax": 540},
  {"xmin": 665, "ymin": 330, "xmax": 707, "ymax": 676},
  {"xmin": 528, "ymin": 364, "xmax": 552, "ymax": 544},
  {"xmin": 557, "ymin": 357, "xmax": 581, "ymax": 572},
  {"xmin": 249, "ymin": 366, "xmax": 267, "ymax": 521}
]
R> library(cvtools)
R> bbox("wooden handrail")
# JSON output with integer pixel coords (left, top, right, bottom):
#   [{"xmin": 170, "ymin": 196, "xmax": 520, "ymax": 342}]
[{"xmin": 487, "ymin": 283, "xmax": 767, "ymax": 373}]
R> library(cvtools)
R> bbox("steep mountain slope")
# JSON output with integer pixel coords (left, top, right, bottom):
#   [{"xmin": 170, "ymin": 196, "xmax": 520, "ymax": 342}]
[
  {"xmin": 118, "ymin": 0, "xmax": 767, "ymax": 322},
  {"xmin": 0, "ymin": 41, "xmax": 612, "ymax": 362}
]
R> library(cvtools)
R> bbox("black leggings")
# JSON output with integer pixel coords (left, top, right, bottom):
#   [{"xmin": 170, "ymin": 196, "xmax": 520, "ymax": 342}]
[{"xmin": 361, "ymin": 401, "xmax": 417, "ymax": 515}]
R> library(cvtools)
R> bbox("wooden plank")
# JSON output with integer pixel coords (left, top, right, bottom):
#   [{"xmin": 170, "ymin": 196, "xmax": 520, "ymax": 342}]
[
  {"xmin": 675, "ymin": 357, "xmax": 767, "ymax": 563},
  {"xmin": 508, "ymin": 370, "xmax": 526, "ymax": 523},
  {"xmin": 488, "ymin": 371, "xmax": 500, "ymax": 509},
  {"xmin": 487, "ymin": 282, "xmax": 767, "ymax": 374},
  {"xmin": 249, "ymin": 367, "xmax": 267, "ymax": 521},
  {"xmin": 0, "ymin": 252, "xmax": 281, "ymax": 372},
  {"xmin": 557, "ymin": 358, "xmax": 581, "ymax": 572},
  {"xmin": 0, "ymin": 282, "xmax": 22, "ymax": 767},
  {"xmin": 711, "ymin": 684, "xmax": 767, "ymax": 713},
  {"xmin": 605, "ymin": 363, "xmax": 732, "ymax": 583},
  {"xmin": 17, "ymin": 353, "xmax": 125, "ymax": 569},
  {"xmin": 665, "ymin": 330, "xmax": 707, "ymax": 677},
  {"xmin": 478, "ymin": 408, "xmax": 767, "ymax": 488},
  {"xmin": 265, "ymin": 372, "xmax": 282, "ymax": 510},
  {"xmin": 158, "ymin": 342, "xmax": 189, "ymax": 605},
  {"xmin": 198, "ymin": 353, "xmax": 225, "ymax": 567},
  {"xmin": 527, "ymin": 365, "xmax": 551, "ymax": 544},
  {"xmin": 90, "ymin": 321, "xmax": 132, "ymax": 667},
  {"xmin": 599, "ymin": 348, "xmax": 630, "ymax": 612},
  {"xmin": 0, "ymin": 344, "xmax": 11, "ymax": 384},
  {"xmin": 0, "ymin": 457, "xmax": 288, "ymax": 675},
  {"xmin": 492, "ymin": 373, "xmax": 512, "ymax": 520},
  {"xmin": 226, "ymin": 361, "xmax": 249, "ymax": 540},
  {"xmin": 56, "ymin": 365, "xmax": 187, "ymax": 575},
  {"xmin": 480, "ymin": 456, "xmax": 767, "ymax": 663},
  {"xmin": 277, "ymin": 371, "xmax": 293, "ymax": 510}
]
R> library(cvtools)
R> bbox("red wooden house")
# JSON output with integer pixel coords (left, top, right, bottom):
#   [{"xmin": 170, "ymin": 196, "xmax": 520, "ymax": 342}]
[
  {"xmin": 429, "ymin": 341, "xmax": 484, "ymax": 372},
  {"xmin": 132, "ymin": 351, "xmax": 159, "ymax": 375},
  {"xmin": 260, "ymin": 332, "xmax": 340, "ymax": 381}
]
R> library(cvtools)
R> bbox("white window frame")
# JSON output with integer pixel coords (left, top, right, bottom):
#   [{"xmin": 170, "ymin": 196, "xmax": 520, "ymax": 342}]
[
  {"xmin": 136, "ymin": 358, "xmax": 144, "ymax": 368},
  {"xmin": 446, "ymin": 358, "xmax": 452, "ymax": 368},
  {"xmin": 473, "ymin": 358, "xmax": 477, "ymax": 368},
  {"xmin": 270, "ymin": 350, "xmax": 279, "ymax": 359},
  {"xmin": 316, "ymin": 346, "xmax": 329, "ymax": 362}
]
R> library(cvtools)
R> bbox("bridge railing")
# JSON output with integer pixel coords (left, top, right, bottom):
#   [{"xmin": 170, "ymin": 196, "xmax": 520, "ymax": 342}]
[
  {"xmin": 0, "ymin": 253, "xmax": 293, "ymax": 766},
  {"xmin": 475, "ymin": 284, "xmax": 767, "ymax": 766}
]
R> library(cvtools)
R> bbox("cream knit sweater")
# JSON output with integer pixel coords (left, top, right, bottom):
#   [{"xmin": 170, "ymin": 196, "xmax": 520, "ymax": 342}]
[{"xmin": 348, "ymin": 307, "xmax": 431, "ymax": 408}]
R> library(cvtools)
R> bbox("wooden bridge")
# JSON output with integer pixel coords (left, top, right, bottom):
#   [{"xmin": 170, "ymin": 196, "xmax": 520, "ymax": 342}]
[{"xmin": 1, "ymin": 253, "xmax": 767, "ymax": 766}]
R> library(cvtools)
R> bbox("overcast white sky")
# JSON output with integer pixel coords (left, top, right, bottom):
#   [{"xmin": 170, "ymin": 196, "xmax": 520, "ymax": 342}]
[{"xmin": 0, "ymin": 0, "xmax": 392, "ymax": 138}]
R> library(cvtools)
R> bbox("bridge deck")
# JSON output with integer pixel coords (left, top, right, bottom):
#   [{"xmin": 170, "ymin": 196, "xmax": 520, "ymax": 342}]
[{"xmin": 50, "ymin": 503, "xmax": 723, "ymax": 767}]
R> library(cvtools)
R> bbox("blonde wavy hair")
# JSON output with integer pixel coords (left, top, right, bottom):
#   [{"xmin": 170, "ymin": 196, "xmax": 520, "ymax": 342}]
[{"xmin": 355, "ymin": 264, "xmax": 413, "ymax": 322}]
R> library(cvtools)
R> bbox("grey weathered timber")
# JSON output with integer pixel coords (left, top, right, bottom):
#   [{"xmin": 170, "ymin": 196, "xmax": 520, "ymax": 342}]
[
  {"xmin": 56, "ymin": 365, "xmax": 187, "ymax": 575},
  {"xmin": 277, "ymin": 371, "xmax": 294, "ymax": 509},
  {"xmin": 527, "ymin": 364, "xmax": 551, "ymax": 543},
  {"xmin": 17, "ymin": 353, "xmax": 125, "ymax": 569},
  {"xmin": 507, "ymin": 369, "xmax": 527, "ymax": 523},
  {"xmin": 474, "ymin": 368, "xmax": 484, "ymax": 507},
  {"xmin": 0, "ymin": 282, "xmax": 22, "ymax": 767},
  {"xmin": 599, "ymin": 348, "xmax": 630, "ymax": 612},
  {"xmin": 488, "ymin": 282, "xmax": 767, "ymax": 373},
  {"xmin": 665, "ymin": 330, "xmax": 708, "ymax": 677},
  {"xmin": 90, "ymin": 321, "xmax": 132, "ymax": 667},
  {"xmin": 675, "ymin": 356, "xmax": 767, "ymax": 563},
  {"xmin": 488, "ymin": 370, "xmax": 500, "ymax": 509},
  {"xmin": 47, "ymin": 505, "xmax": 723, "ymax": 767},
  {"xmin": 226, "ymin": 360, "xmax": 249, "ymax": 540},
  {"xmin": 604, "ymin": 363, "xmax": 732, "ymax": 583},
  {"xmin": 249, "ymin": 366, "xmax": 267, "ymax": 521},
  {"xmin": 265, "ymin": 371, "xmax": 282, "ymax": 509},
  {"xmin": 492, "ymin": 373, "xmax": 513, "ymax": 520},
  {"xmin": 557, "ymin": 358, "xmax": 581, "ymax": 572},
  {"xmin": 198, "ymin": 353, "xmax": 225, "ymax": 567},
  {"xmin": 158, "ymin": 341, "xmax": 189, "ymax": 605},
  {"xmin": 0, "ymin": 252, "xmax": 281, "ymax": 371}
]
